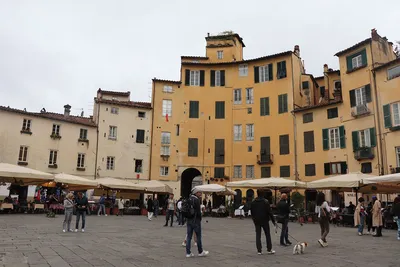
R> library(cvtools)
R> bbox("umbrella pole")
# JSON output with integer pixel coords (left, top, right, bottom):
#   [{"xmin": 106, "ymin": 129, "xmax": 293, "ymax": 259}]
[
  {"xmin": 274, "ymin": 189, "xmax": 277, "ymax": 205},
  {"xmin": 355, "ymin": 189, "xmax": 358, "ymax": 205}
]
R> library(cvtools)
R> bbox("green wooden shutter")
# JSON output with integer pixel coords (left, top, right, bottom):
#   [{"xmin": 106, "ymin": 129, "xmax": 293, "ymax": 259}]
[
  {"xmin": 365, "ymin": 84, "xmax": 372, "ymax": 103},
  {"xmin": 340, "ymin": 162, "xmax": 348, "ymax": 174},
  {"xmin": 278, "ymin": 95, "xmax": 282, "ymax": 114},
  {"xmin": 210, "ymin": 70, "xmax": 215, "ymax": 87},
  {"xmin": 265, "ymin": 97, "xmax": 270, "ymax": 115},
  {"xmin": 349, "ymin": 90, "xmax": 356, "ymax": 107},
  {"xmin": 346, "ymin": 56, "xmax": 353, "ymax": 71},
  {"xmin": 268, "ymin": 63, "xmax": 273, "ymax": 81},
  {"xmin": 254, "ymin": 66, "xmax": 259, "ymax": 83},
  {"xmin": 370, "ymin": 128, "xmax": 376, "ymax": 147},
  {"xmin": 339, "ymin": 126, "xmax": 346, "ymax": 148},
  {"xmin": 324, "ymin": 163, "xmax": 331, "ymax": 175},
  {"xmin": 185, "ymin": 69, "xmax": 190, "ymax": 86},
  {"xmin": 220, "ymin": 70, "xmax": 225, "ymax": 86},
  {"xmin": 322, "ymin": 129, "xmax": 329, "ymax": 150},
  {"xmin": 383, "ymin": 104, "xmax": 392, "ymax": 128},
  {"xmin": 221, "ymin": 101, "xmax": 225, "ymax": 118},
  {"xmin": 260, "ymin": 97, "xmax": 266, "ymax": 116},
  {"xmin": 352, "ymin": 131, "xmax": 359, "ymax": 151},
  {"xmin": 199, "ymin": 70, "xmax": 205, "ymax": 86},
  {"xmin": 283, "ymin": 94, "xmax": 288, "ymax": 113},
  {"xmin": 361, "ymin": 49, "xmax": 367, "ymax": 66},
  {"xmin": 282, "ymin": 61, "xmax": 286, "ymax": 77}
]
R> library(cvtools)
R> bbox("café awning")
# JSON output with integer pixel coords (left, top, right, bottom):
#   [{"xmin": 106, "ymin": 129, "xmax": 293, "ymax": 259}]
[
  {"xmin": 54, "ymin": 173, "xmax": 98, "ymax": 190},
  {"xmin": 0, "ymin": 163, "xmax": 53, "ymax": 185},
  {"xmin": 227, "ymin": 177, "xmax": 307, "ymax": 189},
  {"xmin": 192, "ymin": 184, "xmax": 237, "ymax": 195},
  {"xmin": 307, "ymin": 172, "xmax": 374, "ymax": 190},
  {"xmin": 97, "ymin": 177, "xmax": 144, "ymax": 191},
  {"xmin": 139, "ymin": 180, "xmax": 173, "ymax": 194}
]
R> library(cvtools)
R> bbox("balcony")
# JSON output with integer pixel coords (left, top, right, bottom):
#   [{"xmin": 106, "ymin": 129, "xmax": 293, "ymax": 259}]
[
  {"xmin": 257, "ymin": 153, "xmax": 273, "ymax": 165},
  {"xmin": 354, "ymin": 147, "xmax": 374, "ymax": 161},
  {"xmin": 351, "ymin": 104, "xmax": 370, "ymax": 117}
]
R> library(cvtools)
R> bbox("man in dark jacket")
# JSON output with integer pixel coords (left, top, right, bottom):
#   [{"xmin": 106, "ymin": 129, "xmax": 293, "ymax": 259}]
[
  {"xmin": 251, "ymin": 190, "xmax": 276, "ymax": 255},
  {"xmin": 277, "ymin": 193, "xmax": 292, "ymax": 246},
  {"xmin": 391, "ymin": 196, "xmax": 400, "ymax": 240},
  {"xmin": 75, "ymin": 192, "xmax": 88, "ymax": 232},
  {"xmin": 147, "ymin": 196, "xmax": 154, "ymax": 221}
]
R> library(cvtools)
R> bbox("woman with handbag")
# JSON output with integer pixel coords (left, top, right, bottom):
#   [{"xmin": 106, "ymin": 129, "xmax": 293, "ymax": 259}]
[
  {"xmin": 354, "ymin": 197, "xmax": 366, "ymax": 236},
  {"xmin": 316, "ymin": 192, "xmax": 331, "ymax": 247}
]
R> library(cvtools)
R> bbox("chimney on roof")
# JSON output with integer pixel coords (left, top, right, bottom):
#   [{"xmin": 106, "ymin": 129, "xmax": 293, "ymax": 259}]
[
  {"xmin": 294, "ymin": 45, "xmax": 300, "ymax": 57},
  {"xmin": 371, "ymin": 28, "xmax": 379, "ymax": 41},
  {"xmin": 64, "ymin": 104, "xmax": 71, "ymax": 116},
  {"xmin": 323, "ymin": 64, "xmax": 329, "ymax": 73},
  {"xmin": 207, "ymin": 32, "xmax": 210, "ymax": 37}
]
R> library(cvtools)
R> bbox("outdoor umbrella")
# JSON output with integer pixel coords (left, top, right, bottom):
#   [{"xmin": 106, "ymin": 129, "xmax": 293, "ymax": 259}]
[
  {"xmin": 192, "ymin": 184, "xmax": 237, "ymax": 195},
  {"xmin": 306, "ymin": 172, "xmax": 374, "ymax": 190},
  {"xmin": 54, "ymin": 173, "xmax": 98, "ymax": 191},
  {"xmin": 362, "ymin": 173, "xmax": 400, "ymax": 186},
  {"xmin": 138, "ymin": 180, "xmax": 173, "ymax": 194},
  {"xmin": 226, "ymin": 177, "xmax": 307, "ymax": 189},
  {"xmin": 97, "ymin": 177, "xmax": 144, "ymax": 191},
  {"xmin": 0, "ymin": 163, "xmax": 54, "ymax": 185}
]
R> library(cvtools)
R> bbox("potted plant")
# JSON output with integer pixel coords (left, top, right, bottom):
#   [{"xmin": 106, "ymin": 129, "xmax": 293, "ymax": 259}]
[
  {"xmin": 105, "ymin": 201, "xmax": 111, "ymax": 215},
  {"xmin": 291, "ymin": 192, "xmax": 305, "ymax": 224}
]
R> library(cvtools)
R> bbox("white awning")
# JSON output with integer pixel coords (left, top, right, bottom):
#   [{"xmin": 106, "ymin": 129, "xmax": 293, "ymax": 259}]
[
  {"xmin": 307, "ymin": 172, "xmax": 374, "ymax": 189},
  {"xmin": 0, "ymin": 163, "xmax": 54, "ymax": 185},
  {"xmin": 192, "ymin": 184, "xmax": 236, "ymax": 195},
  {"xmin": 54, "ymin": 173, "xmax": 98, "ymax": 190},
  {"xmin": 227, "ymin": 177, "xmax": 307, "ymax": 189}
]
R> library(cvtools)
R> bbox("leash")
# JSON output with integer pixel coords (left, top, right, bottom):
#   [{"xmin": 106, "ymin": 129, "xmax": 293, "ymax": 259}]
[{"xmin": 274, "ymin": 223, "xmax": 300, "ymax": 243}]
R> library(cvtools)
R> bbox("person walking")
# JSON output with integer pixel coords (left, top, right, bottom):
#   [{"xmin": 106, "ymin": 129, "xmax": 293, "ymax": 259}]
[
  {"xmin": 316, "ymin": 192, "xmax": 330, "ymax": 247},
  {"xmin": 372, "ymin": 196, "xmax": 383, "ymax": 237},
  {"xmin": 117, "ymin": 197, "xmax": 124, "ymax": 216},
  {"xmin": 277, "ymin": 193, "xmax": 291, "ymax": 246},
  {"xmin": 391, "ymin": 196, "xmax": 400, "ymax": 240},
  {"xmin": 366, "ymin": 202, "xmax": 373, "ymax": 234},
  {"xmin": 153, "ymin": 196, "xmax": 159, "ymax": 218},
  {"xmin": 185, "ymin": 188, "xmax": 209, "ymax": 258},
  {"xmin": 147, "ymin": 196, "xmax": 154, "ymax": 221},
  {"xmin": 354, "ymin": 197, "xmax": 366, "ymax": 236},
  {"xmin": 164, "ymin": 194, "xmax": 175, "ymax": 227},
  {"xmin": 177, "ymin": 197, "xmax": 184, "ymax": 226},
  {"xmin": 250, "ymin": 190, "xmax": 276, "ymax": 255},
  {"xmin": 75, "ymin": 192, "xmax": 88, "ymax": 232},
  {"xmin": 98, "ymin": 194, "xmax": 107, "ymax": 216},
  {"xmin": 62, "ymin": 193, "xmax": 74, "ymax": 232}
]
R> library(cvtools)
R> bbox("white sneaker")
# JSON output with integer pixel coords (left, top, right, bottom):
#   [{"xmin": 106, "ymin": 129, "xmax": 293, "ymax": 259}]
[
  {"xmin": 318, "ymin": 239, "xmax": 324, "ymax": 247},
  {"xmin": 98, "ymin": 214, "xmax": 100, "ymax": 216},
  {"xmin": 62, "ymin": 229, "xmax": 66, "ymax": 233},
  {"xmin": 358, "ymin": 232, "xmax": 362, "ymax": 236},
  {"xmin": 267, "ymin": 250, "xmax": 275, "ymax": 255},
  {"xmin": 82, "ymin": 229, "xmax": 85, "ymax": 232},
  {"xmin": 257, "ymin": 252, "xmax": 262, "ymax": 255},
  {"xmin": 186, "ymin": 253, "xmax": 194, "ymax": 258},
  {"xmin": 68, "ymin": 229, "xmax": 73, "ymax": 232},
  {"xmin": 194, "ymin": 242, "xmax": 197, "ymax": 246},
  {"xmin": 74, "ymin": 229, "xmax": 78, "ymax": 232},
  {"xmin": 366, "ymin": 231, "xmax": 371, "ymax": 235},
  {"xmin": 397, "ymin": 237, "xmax": 400, "ymax": 241},
  {"xmin": 323, "ymin": 242, "xmax": 328, "ymax": 247},
  {"xmin": 182, "ymin": 242, "xmax": 186, "ymax": 247},
  {"xmin": 198, "ymin": 251, "xmax": 209, "ymax": 257},
  {"xmin": 105, "ymin": 214, "xmax": 108, "ymax": 216}
]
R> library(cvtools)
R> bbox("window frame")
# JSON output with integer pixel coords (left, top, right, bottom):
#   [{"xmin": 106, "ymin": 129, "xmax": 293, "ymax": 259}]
[
  {"xmin": 354, "ymin": 86, "xmax": 367, "ymax": 106},
  {"xmin": 79, "ymin": 128, "xmax": 88, "ymax": 140},
  {"xmin": 22, "ymin": 119, "xmax": 31, "ymax": 131},
  {"xmin": 161, "ymin": 132, "xmax": 171, "ymax": 145},
  {"xmin": 303, "ymin": 112, "xmax": 313, "ymax": 123},
  {"xmin": 188, "ymin": 138, "xmax": 198, "ymax": 157},
  {"xmin": 233, "ymin": 124, "xmax": 242, "ymax": 141},
  {"xmin": 239, "ymin": 64, "xmax": 248, "ymax": 76},
  {"xmin": 352, "ymin": 54, "xmax": 363, "ymax": 69},
  {"xmin": 77, "ymin": 153, "xmax": 85, "ymax": 168},
  {"xmin": 305, "ymin": 164, "xmax": 316, "ymax": 176},
  {"xmin": 388, "ymin": 65, "xmax": 400, "ymax": 80},
  {"xmin": 246, "ymin": 88, "xmax": 254, "ymax": 104},
  {"xmin": 358, "ymin": 129, "xmax": 371, "ymax": 148},
  {"xmin": 18, "ymin": 146, "xmax": 28, "ymax": 163},
  {"xmin": 396, "ymin": 147, "xmax": 400, "ymax": 167},
  {"xmin": 233, "ymin": 89, "xmax": 242, "ymax": 104},
  {"xmin": 109, "ymin": 126, "xmax": 117, "ymax": 140},
  {"xmin": 160, "ymin": 166, "xmax": 169, "ymax": 176},
  {"xmin": 327, "ymin": 107, "xmax": 338, "ymax": 119},
  {"xmin": 246, "ymin": 124, "xmax": 254, "ymax": 141},
  {"xmin": 330, "ymin": 162, "xmax": 342, "ymax": 175},
  {"xmin": 280, "ymin": 165, "xmax": 290, "ymax": 178},
  {"xmin": 160, "ymin": 145, "xmax": 170, "ymax": 156},
  {"xmin": 106, "ymin": 156, "xmax": 115, "ymax": 170},
  {"xmin": 111, "ymin": 107, "xmax": 119, "ymax": 114},
  {"xmin": 49, "ymin": 150, "xmax": 58, "ymax": 165},
  {"xmin": 52, "ymin": 124, "xmax": 60, "ymax": 135},
  {"xmin": 162, "ymin": 99, "xmax": 172, "ymax": 117},
  {"xmin": 261, "ymin": 166, "xmax": 271, "ymax": 178},
  {"xmin": 134, "ymin": 159, "xmax": 143, "ymax": 173},
  {"xmin": 304, "ymin": 131, "xmax": 315, "ymax": 153},
  {"xmin": 163, "ymin": 85, "xmax": 173, "ymax": 93},
  {"xmin": 259, "ymin": 65, "xmax": 270, "ymax": 82},
  {"xmin": 392, "ymin": 102, "xmax": 400, "ymax": 126},
  {"xmin": 189, "ymin": 70, "xmax": 200, "ymax": 86},
  {"xmin": 246, "ymin": 165, "xmax": 255, "ymax": 179},
  {"xmin": 329, "ymin": 127, "xmax": 340, "ymax": 149},
  {"xmin": 217, "ymin": 50, "xmax": 223, "ymax": 60},
  {"xmin": 233, "ymin": 165, "xmax": 242, "ymax": 178},
  {"xmin": 136, "ymin": 129, "xmax": 145, "ymax": 143},
  {"xmin": 138, "ymin": 111, "xmax": 146, "ymax": 118}
]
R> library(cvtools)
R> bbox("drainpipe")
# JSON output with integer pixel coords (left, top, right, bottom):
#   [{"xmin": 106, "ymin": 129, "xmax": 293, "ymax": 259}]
[
  {"xmin": 94, "ymin": 101, "xmax": 101, "ymax": 179},
  {"xmin": 149, "ymin": 81, "xmax": 156, "ymax": 181},
  {"xmin": 290, "ymin": 54, "xmax": 299, "ymax": 181}
]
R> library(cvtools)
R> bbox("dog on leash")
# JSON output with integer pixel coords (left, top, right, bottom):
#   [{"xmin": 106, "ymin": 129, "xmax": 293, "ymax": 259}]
[{"xmin": 293, "ymin": 242, "xmax": 307, "ymax": 255}]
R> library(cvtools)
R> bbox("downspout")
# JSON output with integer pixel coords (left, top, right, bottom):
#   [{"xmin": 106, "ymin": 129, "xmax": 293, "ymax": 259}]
[
  {"xmin": 370, "ymin": 43, "xmax": 385, "ymax": 175},
  {"xmin": 291, "ymin": 54, "xmax": 299, "ymax": 181},
  {"xmin": 149, "ymin": 81, "xmax": 156, "ymax": 181},
  {"xmin": 94, "ymin": 101, "xmax": 101, "ymax": 179}
]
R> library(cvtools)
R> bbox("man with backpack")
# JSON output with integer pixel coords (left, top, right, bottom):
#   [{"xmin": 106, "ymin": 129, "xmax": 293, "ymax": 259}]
[{"xmin": 182, "ymin": 188, "xmax": 209, "ymax": 258}]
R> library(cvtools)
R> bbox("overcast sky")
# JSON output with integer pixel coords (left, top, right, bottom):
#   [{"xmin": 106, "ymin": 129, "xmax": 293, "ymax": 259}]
[{"xmin": 1, "ymin": 0, "xmax": 399, "ymax": 116}]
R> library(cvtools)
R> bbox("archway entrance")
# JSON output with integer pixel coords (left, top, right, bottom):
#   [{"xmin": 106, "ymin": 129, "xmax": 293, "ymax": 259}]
[
  {"xmin": 181, "ymin": 168, "xmax": 202, "ymax": 198},
  {"xmin": 234, "ymin": 189, "xmax": 242, "ymax": 209},
  {"xmin": 246, "ymin": 189, "xmax": 255, "ymax": 203}
]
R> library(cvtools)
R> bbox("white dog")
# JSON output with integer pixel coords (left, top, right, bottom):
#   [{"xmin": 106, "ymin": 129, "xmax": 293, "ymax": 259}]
[{"xmin": 293, "ymin": 242, "xmax": 307, "ymax": 255}]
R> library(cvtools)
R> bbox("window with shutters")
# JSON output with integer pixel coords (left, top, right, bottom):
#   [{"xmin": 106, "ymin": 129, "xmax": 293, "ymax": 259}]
[
  {"xmin": 259, "ymin": 65, "xmax": 273, "ymax": 82},
  {"xmin": 109, "ymin": 126, "xmax": 117, "ymax": 140},
  {"xmin": 111, "ymin": 107, "xmax": 119, "ymax": 114},
  {"xmin": 260, "ymin": 97, "xmax": 269, "ymax": 116},
  {"xmin": 303, "ymin": 113, "xmax": 313, "ymax": 123},
  {"xmin": 280, "ymin": 166, "xmax": 290, "ymax": 177},
  {"xmin": 188, "ymin": 138, "xmax": 198, "ymax": 157},
  {"xmin": 302, "ymin": 81, "xmax": 309, "ymax": 90},
  {"xmin": 361, "ymin": 162, "xmax": 372, "ymax": 174},
  {"xmin": 352, "ymin": 128, "xmax": 376, "ymax": 152},
  {"xmin": 22, "ymin": 119, "xmax": 32, "ymax": 132},
  {"xmin": 163, "ymin": 85, "xmax": 173, "ymax": 93},
  {"xmin": 327, "ymin": 107, "xmax": 338, "ymax": 119},
  {"xmin": 217, "ymin": 51, "xmax": 223, "ymax": 59},
  {"xmin": 136, "ymin": 129, "xmax": 145, "ymax": 143},
  {"xmin": 346, "ymin": 49, "xmax": 367, "ymax": 72},
  {"xmin": 162, "ymin": 100, "xmax": 172, "ymax": 117},
  {"xmin": 233, "ymin": 166, "xmax": 242, "ymax": 178},
  {"xmin": 383, "ymin": 103, "xmax": 400, "ymax": 129},
  {"xmin": 278, "ymin": 94, "xmax": 288, "ymax": 114},
  {"xmin": 233, "ymin": 89, "xmax": 242, "ymax": 104},
  {"xmin": 305, "ymin": 164, "xmax": 316, "ymax": 176},
  {"xmin": 161, "ymin": 132, "xmax": 170, "ymax": 145},
  {"xmin": 359, "ymin": 129, "xmax": 371, "ymax": 148},
  {"xmin": 211, "ymin": 70, "xmax": 225, "ymax": 87},
  {"xmin": 261, "ymin": 167, "xmax": 271, "ymax": 178},
  {"xmin": 214, "ymin": 139, "xmax": 225, "ymax": 164},
  {"xmin": 215, "ymin": 101, "xmax": 225, "ymax": 119},
  {"xmin": 279, "ymin": 134, "xmax": 289, "ymax": 155},
  {"xmin": 304, "ymin": 131, "xmax": 315, "ymax": 152},
  {"xmin": 324, "ymin": 162, "xmax": 347, "ymax": 175},
  {"xmin": 246, "ymin": 124, "xmax": 254, "ymax": 141},
  {"xmin": 79, "ymin": 129, "xmax": 88, "ymax": 140},
  {"xmin": 355, "ymin": 87, "xmax": 367, "ymax": 106},
  {"xmin": 160, "ymin": 166, "xmax": 169, "ymax": 176},
  {"xmin": 190, "ymin": 70, "xmax": 200, "ymax": 86},
  {"xmin": 239, "ymin": 64, "xmax": 248, "ymax": 76},
  {"xmin": 329, "ymin": 128, "xmax": 340, "ymax": 149},
  {"xmin": 396, "ymin": 147, "xmax": 400, "ymax": 167},
  {"xmin": 214, "ymin": 167, "xmax": 225, "ymax": 178},
  {"xmin": 352, "ymin": 55, "xmax": 363, "ymax": 69},
  {"xmin": 277, "ymin": 61, "xmax": 287, "ymax": 79},
  {"xmin": 18, "ymin": 146, "xmax": 28, "ymax": 163},
  {"xmin": 392, "ymin": 103, "xmax": 400, "ymax": 126},
  {"xmin": 246, "ymin": 88, "xmax": 254, "ymax": 104},
  {"xmin": 106, "ymin": 156, "xmax": 115, "ymax": 170},
  {"xmin": 350, "ymin": 85, "xmax": 371, "ymax": 115},
  {"xmin": 388, "ymin": 65, "xmax": 400, "ymax": 80},
  {"xmin": 135, "ymin": 159, "xmax": 143, "ymax": 173},
  {"xmin": 233, "ymin": 125, "xmax": 242, "ymax": 141},
  {"xmin": 189, "ymin": 101, "xmax": 199, "ymax": 118},
  {"xmin": 323, "ymin": 126, "xmax": 345, "ymax": 150},
  {"xmin": 246, "ymin": 165, "xmax": 255, "ymax": 179}
]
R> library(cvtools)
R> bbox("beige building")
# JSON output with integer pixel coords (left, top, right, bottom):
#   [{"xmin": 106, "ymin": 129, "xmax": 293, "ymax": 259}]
[{"xmin": 0, "ymin": 105, "xmax": 97, "ymax": 179}]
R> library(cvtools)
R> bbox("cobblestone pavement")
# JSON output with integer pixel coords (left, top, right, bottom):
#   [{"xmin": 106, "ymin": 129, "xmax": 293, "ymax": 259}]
[{"xmin": 0, "ymin": 214, "xmax": 398, "ymax": 267}]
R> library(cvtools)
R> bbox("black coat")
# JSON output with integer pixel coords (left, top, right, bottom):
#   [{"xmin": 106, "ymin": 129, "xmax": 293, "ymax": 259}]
[
  {"xmin": 392, "ymin": 202, "xmax": 400, "ymax": 217},
  {"xmin": 277, "ymin": 199, "xmax": 290, "ymax": 219},
  {"xmin": 147, "ymin": 199, "xmax": 154, "ymax": 212},
  {"xmin": 250, "ymin": 197, "xmax": 275, "ymax": 225}
]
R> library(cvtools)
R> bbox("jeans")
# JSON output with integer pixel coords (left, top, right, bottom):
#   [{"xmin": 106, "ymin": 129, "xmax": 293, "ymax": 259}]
[
  {"xmin": 178, "ymin": 211, "xmax": 184, "ymax": 225},
  {"xmin": 165, "ymin": 210, "xmax": 174, "ymax": 226},
  {"xmin": 280, "ymin": 219, "xmax": 289, "ymax": 244},
  {"xmin": 76, "ymin": 210, "xmax": 86, "ymax": 229},
  {"xmin": 255, "ymin": 223, "xmax": 272, "ymax": 253},
  {"xmin": 98, "ymin": 204, "xmax": 105, "ymax": 215},
  {"xmin": 186, "ymin": 220, "xmax": 203, "ymax": 255},
  {"xmin": 395, "ymin": 217, "xmax": 400, "ymax": 238},
  {"xmin": 154, "ymin": 206, "xmax": 159, "ymax": 217},
  {"xmin": 319, "ymin": 217, "xmax": 330, "ymax": 242},
  {"xmin": 358, "ymin": 214, "xmax": 365, "ymax": 233},
  {"xmin": 63, "ymin": 210, "xmax": 73, "ymax": 230}
]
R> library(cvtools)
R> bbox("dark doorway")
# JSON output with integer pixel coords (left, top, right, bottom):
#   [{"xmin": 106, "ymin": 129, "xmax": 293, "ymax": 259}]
[
  {"xmin": 305, "ymin": 189, "xmax": 317, "ymax": 211},
  {"xmin": 234, "ymin": 189, "xmax": 242, "ymax": 209},
  {"xmin": 212, "ymin": 194, "xmax": 225, "ymax": 208},
  {"xmin": 246, "ymin": 189, "xmax": 255, "ymax": 203},
  {"xmin": 181, "ymin": 168, "xmax": 202, "ymax": 198}
]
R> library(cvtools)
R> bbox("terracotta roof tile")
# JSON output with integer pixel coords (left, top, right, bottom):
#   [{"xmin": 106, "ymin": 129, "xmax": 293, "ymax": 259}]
[
  {"xmin": 293, "ymin": 99, "xmax": 342, "ymax": 113},
  {"xmin": 0, "ymin": 106, "xmax": 96, "ymax": 127},
  {"xmin": 97, "ymin": 88, "xmax": 130, "ymax": 97},
  {"xmin": 181, "ymin": 56, "xmax": 209, "ymax": 60},
  {"xmin": 334, "ymin": 38, "xmax": 371, "ymax": 57},
  {"xmin": 152, "ymin": 78, "xmax": 181, "ymax": 84},
  {"xmin": 95, "ymin": 98, "xmax": 151, "ymax": 109}
]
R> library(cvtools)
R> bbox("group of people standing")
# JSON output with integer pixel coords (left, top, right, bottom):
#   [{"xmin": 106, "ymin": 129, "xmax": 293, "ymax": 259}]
[{"xmin": 62, "ymin": 192, "xmax": 88, "ymax": 232}]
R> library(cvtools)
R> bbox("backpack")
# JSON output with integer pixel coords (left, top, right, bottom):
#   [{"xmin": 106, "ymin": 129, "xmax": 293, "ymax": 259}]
[{"xmin": 181, "ymin": 196, "xmax": 196, "ymax": 219}]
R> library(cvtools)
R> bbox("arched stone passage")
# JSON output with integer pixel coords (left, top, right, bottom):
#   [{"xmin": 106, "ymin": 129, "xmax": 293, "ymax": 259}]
[
  {"xmin": 181, "ymin": 168, "xmax": 202, "ymax": 198},
  {"xmin": 246, "ymin": 189, "xmax": 255, "ymax": 203},
  {"xmin": 234, "ymin": 189, "xmax": 242, "ymax": 208}
]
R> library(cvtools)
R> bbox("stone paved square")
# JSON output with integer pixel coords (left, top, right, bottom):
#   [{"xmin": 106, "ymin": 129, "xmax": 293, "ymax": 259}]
[{"xmin": 0, "ymin": 214, "xmax": 398, "ymax": 267}]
